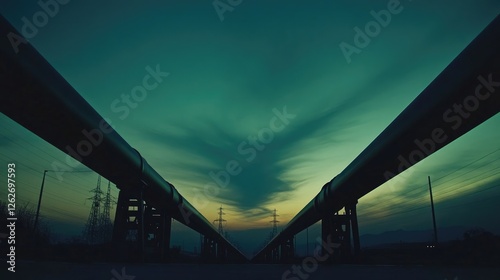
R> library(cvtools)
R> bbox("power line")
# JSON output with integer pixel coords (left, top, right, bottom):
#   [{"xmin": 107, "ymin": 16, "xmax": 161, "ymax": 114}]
[{"xmin": 358, "ymin": 150, "xmax": 500, "ymax": 214}]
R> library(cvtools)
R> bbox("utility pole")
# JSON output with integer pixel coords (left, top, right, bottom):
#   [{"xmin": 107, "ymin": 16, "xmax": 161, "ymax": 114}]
[
  {"xmin": 34, "ymin": 169, "xmax": 93, "ymax": 233},
  {"xmin": 33, "ymin": 170, "xmax": 48, "ymax": 233},
  {"xmin": 428, "ymin": 176, "xmax": 438, "ymax": 245}
]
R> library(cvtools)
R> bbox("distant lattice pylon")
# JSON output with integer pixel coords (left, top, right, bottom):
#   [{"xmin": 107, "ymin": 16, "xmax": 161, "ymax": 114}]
[
  {"xmin": 270, "ymin": 209, "xmax": 280, "ymax": 239},
  {"xmin": 213, "ymin": 206, "xmax": 226, "ymax": 235},
  {"xmin": 98, "ymin": 180, "xmax": 115, "ymax": 243},
  {"xmin": 83, "ymin": 175, "xmax": 103, "ymax": 244}
]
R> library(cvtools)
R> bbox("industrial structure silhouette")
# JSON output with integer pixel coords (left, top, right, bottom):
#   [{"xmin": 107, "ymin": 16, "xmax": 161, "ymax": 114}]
[{"xmin": 0, "ymin": 13, "xmax": 499, "ymax": 266}]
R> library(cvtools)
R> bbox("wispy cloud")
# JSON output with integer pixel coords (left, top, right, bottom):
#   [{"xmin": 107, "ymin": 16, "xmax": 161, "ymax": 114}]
[{"xmin": 137, "ymin": 89, "xmax": 379, "ymax": 216}]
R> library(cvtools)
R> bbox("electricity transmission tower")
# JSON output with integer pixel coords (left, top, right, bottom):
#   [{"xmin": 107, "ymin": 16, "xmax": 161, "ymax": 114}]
[
  {"xmin": 99, "ymin": 180, "xmax": 114, "ymax": 243},
  {"xmin": 270, "ymin": 209, "xmax": 279, "ymax": 239},
  {"xmin": 214, "ymin": 206, "xmax": 226, "ymax": 235},
  {"xmin": 83, "ymin": 175, "xmax": 103, "ymax": 244}
]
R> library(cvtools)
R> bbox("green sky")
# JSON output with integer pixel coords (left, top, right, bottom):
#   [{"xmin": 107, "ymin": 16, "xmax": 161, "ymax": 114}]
[{"xmin": 1, "ymin": 1, "xmax": 499, "ymax": 255}]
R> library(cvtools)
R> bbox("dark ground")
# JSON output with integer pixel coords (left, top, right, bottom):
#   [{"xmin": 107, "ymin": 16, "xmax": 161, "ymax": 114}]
[{"xmin": 2, "ymin": 261, "xmax": 500, "ymax": 280}]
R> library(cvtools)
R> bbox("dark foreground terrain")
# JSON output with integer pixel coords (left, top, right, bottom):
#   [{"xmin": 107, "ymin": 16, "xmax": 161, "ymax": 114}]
[{"xmin": 3, "ymin": 261, "xmax": 500, "ymax": 280}]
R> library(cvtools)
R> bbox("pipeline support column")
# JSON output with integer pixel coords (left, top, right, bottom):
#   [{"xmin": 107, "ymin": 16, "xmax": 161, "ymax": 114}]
[{"xmin": 321, "ymin": 200, "xmax": 360, "ymax": 262}]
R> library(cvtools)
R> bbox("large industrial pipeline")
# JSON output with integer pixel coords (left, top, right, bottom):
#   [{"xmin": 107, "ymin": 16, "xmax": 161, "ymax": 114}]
[
  {"xmin": 253, "ymin": 14, "xmax": 500, "ymax": 261},
  {"xmin": 0, "ymin": 15, "xmax": 245, "ymax": 260}
]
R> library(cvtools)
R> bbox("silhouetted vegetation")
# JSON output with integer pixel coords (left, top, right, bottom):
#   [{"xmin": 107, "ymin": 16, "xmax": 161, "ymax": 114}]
[{"xmin": 0, "ymin": 200, "xmax": 52, "ymax": 259}]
